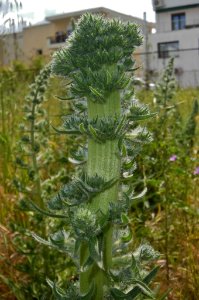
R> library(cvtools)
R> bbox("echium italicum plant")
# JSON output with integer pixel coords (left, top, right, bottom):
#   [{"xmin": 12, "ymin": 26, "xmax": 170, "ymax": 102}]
[
  {"xmin": 33, "ymin": 14, "xmax": 165, "ymax": 299},
  {"xmin": 183, "ymin": 98, "xmax": 199, "ymax": 151},
  {"xmin": 15, "ymin": 65, "xmax": 51, "ymax": 209},
  {"xmin": 13, "ymin": 65, "xmax": 74, "ymax": 298},
  {"xmin": 15, "ymin": 64, "xmax": 68, "ymax": 209}
]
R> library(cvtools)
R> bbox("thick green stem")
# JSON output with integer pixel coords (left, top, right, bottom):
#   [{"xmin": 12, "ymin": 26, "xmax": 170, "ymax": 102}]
[{"xmin": 80, "ymin": 90, "xmax": 121, "ymax": 297}]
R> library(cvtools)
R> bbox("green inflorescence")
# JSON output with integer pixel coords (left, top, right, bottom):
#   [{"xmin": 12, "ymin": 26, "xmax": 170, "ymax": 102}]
[{"xmin": 31, "ymin": 13, "xmax": 165, "ymax": 300}]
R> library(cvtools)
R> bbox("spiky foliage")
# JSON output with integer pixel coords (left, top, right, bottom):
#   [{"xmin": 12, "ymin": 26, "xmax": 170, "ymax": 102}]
[
  {"xmin": 51, "ymin": 13, "xmax": 142, "ymax": 103},
  {"xmin": 14, "ymin": 65, "xmax": 70, "ymax": 207},
  {"xmin": 32, "ymin": 14, "xmax": 163, "ymax": 299},
  {"xmin": 183, "ymin": 99, "xmax": 199, "ymax": 149},
  {"xmin": 14, "ymin": 64, "xmax": 51, "ymax": 207},
  {"xmin": 154, "ymin": 58, "xmax": 176, "ymax": 107},
  {"xmin": 12, "ymin": 65, "xmax": 76, "ymax": 299}
]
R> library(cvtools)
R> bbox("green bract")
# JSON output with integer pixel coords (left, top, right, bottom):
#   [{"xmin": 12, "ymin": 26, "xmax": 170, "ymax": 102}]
[{"xmin": 51, "ymin": 13, "xmax": 142, "ymax": 102}]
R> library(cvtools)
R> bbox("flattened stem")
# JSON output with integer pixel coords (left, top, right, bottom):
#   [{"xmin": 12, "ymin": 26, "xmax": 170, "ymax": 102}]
[{"xmin": 80, "ymin": 90, "xmax": 121, "ymax": 296}]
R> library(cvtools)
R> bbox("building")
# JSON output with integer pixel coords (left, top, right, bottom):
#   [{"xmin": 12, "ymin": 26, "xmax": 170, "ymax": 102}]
[
  {"xmin": 0, "ymin": 7, "xmax": 154, "ymax": 78},
  {"xmin": 148, "ymin": 0, "xmax": 199, "ymax": 87}
]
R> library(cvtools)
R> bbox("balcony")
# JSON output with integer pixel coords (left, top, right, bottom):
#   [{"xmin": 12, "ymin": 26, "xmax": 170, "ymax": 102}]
[{"xmin": 47, "ymin": 32, "xmax": 70, "ymax": 49}]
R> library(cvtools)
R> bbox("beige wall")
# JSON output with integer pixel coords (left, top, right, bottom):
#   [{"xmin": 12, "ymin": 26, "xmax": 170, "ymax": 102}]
[
  {"xmin": 23, "ymin": 23, "xmax": 55, "ymax": 63},
  {"xmin": 52, "ymin": 18, "xmax": 72, "ymax": 32},
  {"xmin": 22, "ymin": 16, "xmax": 80, "ymax": 64},
  {"xmin": 1, "ymin": 9, "xmax": 152, "ymax": 71}
]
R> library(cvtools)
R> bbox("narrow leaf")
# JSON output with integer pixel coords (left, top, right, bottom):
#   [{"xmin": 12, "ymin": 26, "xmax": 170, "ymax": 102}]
[
  {"xmin": 130, "ymin": 280, "xmax": 155, "ymax": 298},
  {"xmin": 28, "ymin": 200, "xmax": 67, "ymax": 219},
  {"xmin": 46, "ymin": 278, "xmax": 70, "ymax": 300},
  {"xmin": 51, "ymin": 124, "xmax": 79, "ymax": 134},
  {"xmin": 31, "ymin": 232, "xmax": 52, "ymax": 246},
  {"xmin": 121, "ymin": 213, "xmax": 129, "ymax": 225},
  {"xmin": 111, "ymin": 288, "xmax": 126, "ymax": 299},
  {"xmin": 55, "ymin": 95, "xmax": 74, "ymax": 101},
  {"xmin": 144, "ymin": 266, "xmax": 160, "ymax": 285},
  {"xmin": 131, "ymin": 187, "xmax": 147, "ymax": 200}
]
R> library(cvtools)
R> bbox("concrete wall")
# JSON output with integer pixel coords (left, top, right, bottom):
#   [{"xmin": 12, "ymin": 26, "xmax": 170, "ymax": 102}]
[
  {"xmin": 148, "ymin": 27, "xmax": 199, "ymax": 87},
  {"xmin": 156, "ymin": 7, "xmax": 199, "ymax": 32},
  {"xmin": 147, "ymin": 0, "xmax": 199, "ymax": 87},
  {"xmin": 156, "ymin": 0, "xmax": 199, "ymax": 9},
  {"xmin": 23, "ymin": 23, "xmax": 55, "ymax": 63}
]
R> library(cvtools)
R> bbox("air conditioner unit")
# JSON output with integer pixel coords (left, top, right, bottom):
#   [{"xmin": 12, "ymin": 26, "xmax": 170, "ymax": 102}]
[{"xmin": 153, "ymin": 0, "xmax": 165, "ymax": 8}]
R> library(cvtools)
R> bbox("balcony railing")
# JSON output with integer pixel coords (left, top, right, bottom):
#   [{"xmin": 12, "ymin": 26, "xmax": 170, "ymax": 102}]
[
  {"xmin": 49, "ymin": 33, "xmax": 68, "ymax": 44},
  {"xmin": 185, "ymin": 23, "xmax": 199, "ymax": 29},
  {"xmin": 47, "ymin": 31, "xmax": 72, "ymax": 48}
]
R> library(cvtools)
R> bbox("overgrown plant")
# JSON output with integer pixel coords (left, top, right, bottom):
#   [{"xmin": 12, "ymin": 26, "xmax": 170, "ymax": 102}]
[
  {"xmin": 32, "ymin": 14, "xmax": 164, "ymax": 299},
  {"xmin": 0, "ymin": 70, "xmax": 11, "ymax": 188},
  {"xmin": 183, "ymin": 98, "xmax": 199, "ymax": 151},
  {"xmin": 8, "ymin": 66, "xmax": 73, "ymax": 299},
  {"xmin": 147, "ymin": 58, "xmax": 177, "ymax": 284},
  {"xmin": 15, "ymin": 65, "xmax": 70, "ymax": 207},
  {"xmin": 15, "ymin": 65, "xmax": 51, "ymax": 208},
  {"xmin": 136, "ymin": 59, "xmax": 199, "ymax": 294}
]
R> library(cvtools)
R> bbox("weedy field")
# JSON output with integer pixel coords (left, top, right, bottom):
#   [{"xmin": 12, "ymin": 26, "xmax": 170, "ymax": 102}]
[{"xmin": 0, "ymin": 29, "xmax": 199, "ymax": 300}]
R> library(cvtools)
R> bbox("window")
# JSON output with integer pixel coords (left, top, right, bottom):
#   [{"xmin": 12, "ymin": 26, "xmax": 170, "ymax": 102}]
[
  {"xmin": 36, "ymin": 49, "xmax": 43, "ymax": 55},
  {"xmin": 171, "ymin": 13, "xmax": 186, "ymax": 30},
  {"xmin": 158, "ymin": 41, "xmax": 179, "ymax": 58}
]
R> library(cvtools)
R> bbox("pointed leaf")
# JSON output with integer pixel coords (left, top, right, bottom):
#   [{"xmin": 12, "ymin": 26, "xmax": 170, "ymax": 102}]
[
  {"xmin": 28, "ymin": 200, "xmax": 67, "ymax": 219},
  {"xmin": 79, "ymin": 123, "xmax": 87, "ymax": 134},
  {"xmin": 88, "ymin": 124, "xmax": 102, "ymax": 143},
  {"xmin": 46, "ymin": 278, "xmax": 70, "ymax": 300},
  {"xmin": 121, "ymin": 143, "xmax": 127, "ymax": 157},
  {"xmin": 121, "ymin": 213, "xmax": 129, "ymax": 225},
  {"xmin": 122, "ymin": 172, "xmax": 134, "ymax": 182},
  {"xmin": 51, "ymin": 124, "xmax": 79, "ymax": 134},
  {"xmin": 55, "ymin": 95, "xmax": 74, "ymax": 101},
  {"xmin": 123, "ymin": 159, "xmax": 135, "ymax": 170},
  {"xmin": 122, "ymin": 227, "xmax": 133, "ymax": 243},
  {"xmin": 31, "ymin": 232, "xmax": 52, "ymax": 246},
  {"xmin": 68, "ymin": 157, "xmax": 86, "ymax": 165},
  {"xmin": 111, "ymin": 288, "xmax": 126, "ymax": 299},
  {"xmin": 131, "ymin": 187, "xmax": 147, "ymax": 200},
  {"xmin": 89, "ymin": 86, "xmax": 103, "ymax": 100},
  {"xmin": 130, "ymin": 280, "xmax": 155, "ymax": 298},
  {"xmin": 158, "ymin": 288, "xmax": 172, "ymax": 300},
  {"xmin": 144, "ymin": 266, "xmax": 160, "ymax": 285}
]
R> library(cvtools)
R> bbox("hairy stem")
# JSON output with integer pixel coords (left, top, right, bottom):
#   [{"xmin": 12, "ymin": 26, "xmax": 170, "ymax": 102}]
[{"xmin": 80, "ymin": 90, "xmax": 121, "ymax": 297}]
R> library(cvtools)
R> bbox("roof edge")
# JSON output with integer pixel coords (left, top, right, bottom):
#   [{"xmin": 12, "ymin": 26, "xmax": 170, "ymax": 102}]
[{"xmin": 45, "ymin": 6, "xmax": 153, "ymax": 24}]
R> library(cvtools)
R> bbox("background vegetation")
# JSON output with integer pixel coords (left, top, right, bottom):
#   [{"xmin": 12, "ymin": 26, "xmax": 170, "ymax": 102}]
[{"xmin": 0, "ymin": 58, "xmax": 198, "ymax": 299}]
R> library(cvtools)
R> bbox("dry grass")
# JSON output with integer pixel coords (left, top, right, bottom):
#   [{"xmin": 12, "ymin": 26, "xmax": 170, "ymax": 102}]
[{"xmin": 0, "ymin": 187, "xmax": 29, "ymax": 300}]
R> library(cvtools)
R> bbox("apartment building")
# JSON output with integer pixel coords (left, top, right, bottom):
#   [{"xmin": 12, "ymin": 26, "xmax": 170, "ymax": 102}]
[
  {"xmin": 148, "ymin": 0, "xmax": 199, "ymax": 87},
  {"xmin": 0, "ymin": 7, "xmax": 154, "ymax": 77}
]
